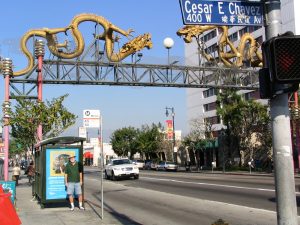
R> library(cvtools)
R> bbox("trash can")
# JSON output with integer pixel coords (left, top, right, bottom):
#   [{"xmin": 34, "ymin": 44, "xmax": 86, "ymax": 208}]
[{"xmin": 33, "ymin": 136, "xmax": 85, "ymax": 208}]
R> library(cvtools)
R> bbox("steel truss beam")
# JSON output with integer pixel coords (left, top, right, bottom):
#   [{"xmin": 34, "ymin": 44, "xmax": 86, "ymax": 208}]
[{"xmin": 9, "ymin": 59, "xmax": 259, "ymax": 98}]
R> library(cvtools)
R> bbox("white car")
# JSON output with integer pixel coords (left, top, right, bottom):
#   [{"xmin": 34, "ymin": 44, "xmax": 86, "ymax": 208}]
[
  {"xmin": 156, "ymin": 161, "xmax": 178, "ymax": 171},
  {"xmin": 132, "ymin": 159, "xmax": 145, "ymax": 170},
  {"xmin": 105, "ymin": 158, "xmax": 139, "ymax": 180}
]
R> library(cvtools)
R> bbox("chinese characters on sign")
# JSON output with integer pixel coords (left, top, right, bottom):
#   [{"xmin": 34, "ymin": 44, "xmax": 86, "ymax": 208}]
[{"xmin": 179, "ymin": 0, "xmax": 263, "ymax": 26}]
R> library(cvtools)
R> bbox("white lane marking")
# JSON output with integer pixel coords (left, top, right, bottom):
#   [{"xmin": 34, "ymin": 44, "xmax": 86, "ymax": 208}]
[
  {"xmin": 141, "ymin": 177, "xmax": 300, "ymax": 195},
  {"xmin": 85, "ymin": 176, "xmax": 300, "ymax": 195},
  {"xmin": 86, "ymin": 175, "xmax": 300, "ymax": 217},
  {"xmin": 86, "ymin": 177, "xmax": 100, "ymax": 182}
]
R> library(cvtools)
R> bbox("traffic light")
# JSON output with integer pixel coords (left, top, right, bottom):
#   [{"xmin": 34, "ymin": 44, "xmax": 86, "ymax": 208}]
[
  {"xmin": 259, "ymin": 32, "xmax": 300, "ymax": 99},
  {"xmin": 265, "ymin": 34, "xmax": 300, "ymax": 83}
]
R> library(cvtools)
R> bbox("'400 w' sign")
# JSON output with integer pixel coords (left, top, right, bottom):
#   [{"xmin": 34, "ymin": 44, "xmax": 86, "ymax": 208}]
[{"xmin": 179, "ymin": 0, "xmax": 263, "ymax": 26}]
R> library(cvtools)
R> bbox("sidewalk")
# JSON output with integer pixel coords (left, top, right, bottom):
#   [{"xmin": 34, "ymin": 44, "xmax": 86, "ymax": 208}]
[{"xmin": 13, "ymin": 173, "xmax": 124, "ymax": 225}]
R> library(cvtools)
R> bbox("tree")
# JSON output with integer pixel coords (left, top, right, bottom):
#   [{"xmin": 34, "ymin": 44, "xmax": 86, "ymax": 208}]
[
  {"xmin": 9, "ymin": 94, "xmax": 77, "ymax": 153},
  {"xmin": 136, "ymin": 123, "xmax": 165, "ymax": 159},
  {"xmin": 183, "ymin": 118, "xmax": 213, "ymax": 168},
  {"xmin": 216, "ymin": 89, "xmax": 241, "ymax": 159},
  {"xmin": 216, "ymin": 89, "xmax": 271, "ymax": 167},
  {"xmin": 110, "ymin": 123, "xmax": 165, "ymax": 160},
  {"xmin": 110, "ymin": 127, "xmax": 139, "ymax": 158},
  {"xmin": 8, "ymin": 139, "xmax": 24, "ymax": 157}
]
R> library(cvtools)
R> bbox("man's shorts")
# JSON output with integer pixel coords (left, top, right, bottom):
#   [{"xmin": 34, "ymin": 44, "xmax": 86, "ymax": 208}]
[{"xmin": 67, "ymin": 182, "xmax": 82, "ymax": 196}]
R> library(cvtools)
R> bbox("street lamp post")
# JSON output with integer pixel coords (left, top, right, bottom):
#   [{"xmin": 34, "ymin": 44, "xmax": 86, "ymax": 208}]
[
  {"xmin": 220, "ymin": 128, "xmax": 225, "ymax": 173},
  {"xmin": 163, "ymin": 38, "xmax": 174, "ymax": 65},
  {"xmin": 165, "ymin": 107, "xmax": 176, "ymax": 163}
]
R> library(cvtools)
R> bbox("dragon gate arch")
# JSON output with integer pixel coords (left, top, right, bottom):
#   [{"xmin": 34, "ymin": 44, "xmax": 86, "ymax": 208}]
[{"xmin": 0, "ymin": 13, "xmax": 260, "ymax": 183}]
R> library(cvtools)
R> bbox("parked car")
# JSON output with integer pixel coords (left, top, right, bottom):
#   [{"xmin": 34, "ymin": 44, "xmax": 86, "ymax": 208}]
[
  {"xmin": 150, "ymin": 161, "xmax": 159, "ymax": 170},
  {"xmin": 132, "ymin": 160, "xmax": 145, "ymax": 170},
  {"xmin": 144, "ymin": 160, "xmax": 152, "ymax": 170},
  {"xmin": 104, "ymin": 158, "xmax": 139, "ymax": 181},
  {"xmin": 144, "ymin": 159, "xmax": 160, "ymax": 170},
  {"xmin": 156, "ymin": 161, "xmax": 178, "ymax": 171}
]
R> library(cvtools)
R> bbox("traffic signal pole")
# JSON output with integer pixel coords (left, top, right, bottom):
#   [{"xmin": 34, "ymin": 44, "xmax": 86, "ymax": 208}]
[{"xmin": 264, "ymin": 1, "xmax": 298, "ymax": 224}]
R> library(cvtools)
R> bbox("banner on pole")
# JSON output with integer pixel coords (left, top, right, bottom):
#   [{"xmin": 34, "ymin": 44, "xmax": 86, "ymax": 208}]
[{"xmin": 166, "ymin": 120, "xmax": 173, "ymax": 140}]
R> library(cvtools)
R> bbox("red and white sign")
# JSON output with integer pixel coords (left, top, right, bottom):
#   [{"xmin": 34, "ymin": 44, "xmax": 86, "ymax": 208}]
[
  {"xmin": 83, "ymin": 110, "xmax": 100, "ymax": 128},
  {"xmin": 166, "ymin": 120, "xmax": 173, "ymax": 140}
]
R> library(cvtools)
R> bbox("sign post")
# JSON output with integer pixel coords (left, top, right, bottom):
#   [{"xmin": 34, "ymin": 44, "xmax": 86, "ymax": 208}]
[
  {"xmin": 83, "ymin": 109, "xmax": 104, "ymax": 219},
  {"xmin": 263, "ymin": 1, "xmax": 298, "ymax": 224}
]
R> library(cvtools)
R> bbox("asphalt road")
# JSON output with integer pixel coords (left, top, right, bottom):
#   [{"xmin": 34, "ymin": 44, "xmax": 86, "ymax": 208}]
[{"xmin": 83, "ymin": 167, "xmax": 300, "ymax": 225}]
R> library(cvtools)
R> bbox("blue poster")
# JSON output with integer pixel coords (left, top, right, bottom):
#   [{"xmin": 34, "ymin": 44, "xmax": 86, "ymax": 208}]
[
  {"xmin": 45, "ymin": 148, "xmax": 79, "ymax": 200},
  {"xmin": 0, "ymin": 181, "xmax": 16, "ymax": 204}
]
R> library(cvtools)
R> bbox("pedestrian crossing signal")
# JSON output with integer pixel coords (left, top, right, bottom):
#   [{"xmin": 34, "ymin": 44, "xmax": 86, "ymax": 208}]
[
  {"xmin": 264, "ymin": 34, "xmax": 300, "ymax": 83},
  {"xmin": 259, "ymin": 32, "xmax": 300, "ymax": 99}
]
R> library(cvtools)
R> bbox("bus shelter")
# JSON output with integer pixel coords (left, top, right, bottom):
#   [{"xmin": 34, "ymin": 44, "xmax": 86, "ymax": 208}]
[{"xmin": 33, "ymin": 136, "xmax": 85, "ymax": 208}]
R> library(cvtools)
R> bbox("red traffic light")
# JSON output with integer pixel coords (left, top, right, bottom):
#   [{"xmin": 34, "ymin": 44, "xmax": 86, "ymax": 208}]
[{"xmin": 266, "ymin": 35, "xmax": 300, "ymax": 83}]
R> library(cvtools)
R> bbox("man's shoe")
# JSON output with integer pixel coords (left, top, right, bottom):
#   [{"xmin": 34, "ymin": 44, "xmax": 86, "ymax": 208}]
[
  {"xmin": 70, "ymin": 207, "xmax": 74, "ymax": 211},
  {"xmin": 79, "ymin": 206, "xmax": 85, "ymax": 210}
]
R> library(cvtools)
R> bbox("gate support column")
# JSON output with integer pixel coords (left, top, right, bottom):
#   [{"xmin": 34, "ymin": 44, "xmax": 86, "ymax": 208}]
[
  {"xmin": 2, "ymin": 59, "xmax": 12, "ymax": 181},
  {"xmin": 35, "ymin": 40, "xmax": 45, "ymax": 142}
]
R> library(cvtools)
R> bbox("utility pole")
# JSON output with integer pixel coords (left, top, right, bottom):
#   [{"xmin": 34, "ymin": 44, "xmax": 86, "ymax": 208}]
[{"xmin": 264, "ymin": 0, "xmax": 298, "ymax": 224}]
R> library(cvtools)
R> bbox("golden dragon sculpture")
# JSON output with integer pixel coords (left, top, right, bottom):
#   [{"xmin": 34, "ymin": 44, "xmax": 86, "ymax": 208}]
[
  {"xmin": 10, "ymin": 13, "xmax": 152, "ymax": 76},
  {"xmin": 177, "ymin": 25, "xmax": 262, "ymax": 68}
]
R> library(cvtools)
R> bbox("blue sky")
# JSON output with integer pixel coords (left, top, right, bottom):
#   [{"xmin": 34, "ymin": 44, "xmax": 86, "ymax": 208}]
[{"xmin": 0, "ymin": 0, "xmax": 189, "ymax": 142}]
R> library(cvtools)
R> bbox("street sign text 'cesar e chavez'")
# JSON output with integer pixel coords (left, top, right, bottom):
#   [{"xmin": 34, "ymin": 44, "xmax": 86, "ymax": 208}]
[{"xmin": 179, "ymin": 0, "xmax": 263, "ymax": 26}]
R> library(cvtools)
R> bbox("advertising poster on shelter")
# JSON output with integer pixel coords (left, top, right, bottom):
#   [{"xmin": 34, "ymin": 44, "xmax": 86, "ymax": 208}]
[{"xmin": 45, "ymin": 148, "xmax": 79, "ymax": 200}]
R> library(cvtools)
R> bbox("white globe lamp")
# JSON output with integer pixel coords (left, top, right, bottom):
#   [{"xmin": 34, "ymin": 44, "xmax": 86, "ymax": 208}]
[
  {"xmin": 163, "ymin": 37, "xmax": 174, "ymax": 65},
  {"xmin": 163, "ymin": 37, "xmax": 174, "ymax": 49}
]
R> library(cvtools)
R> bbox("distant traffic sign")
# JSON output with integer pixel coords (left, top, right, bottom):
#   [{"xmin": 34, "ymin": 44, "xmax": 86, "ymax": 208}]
[{"xmin": 179, "ymin": 0, "xmax": 263, "ymax": 26}]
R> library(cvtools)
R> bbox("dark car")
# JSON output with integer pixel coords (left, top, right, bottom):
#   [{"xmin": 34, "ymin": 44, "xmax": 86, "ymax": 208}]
[
  {"xmin": 144, "ymin": 160, "xmax": 152, "ymax": 170},
  {"xmin": 20, "ymin": 160, "xmax": 28, "ymax": 170}
]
